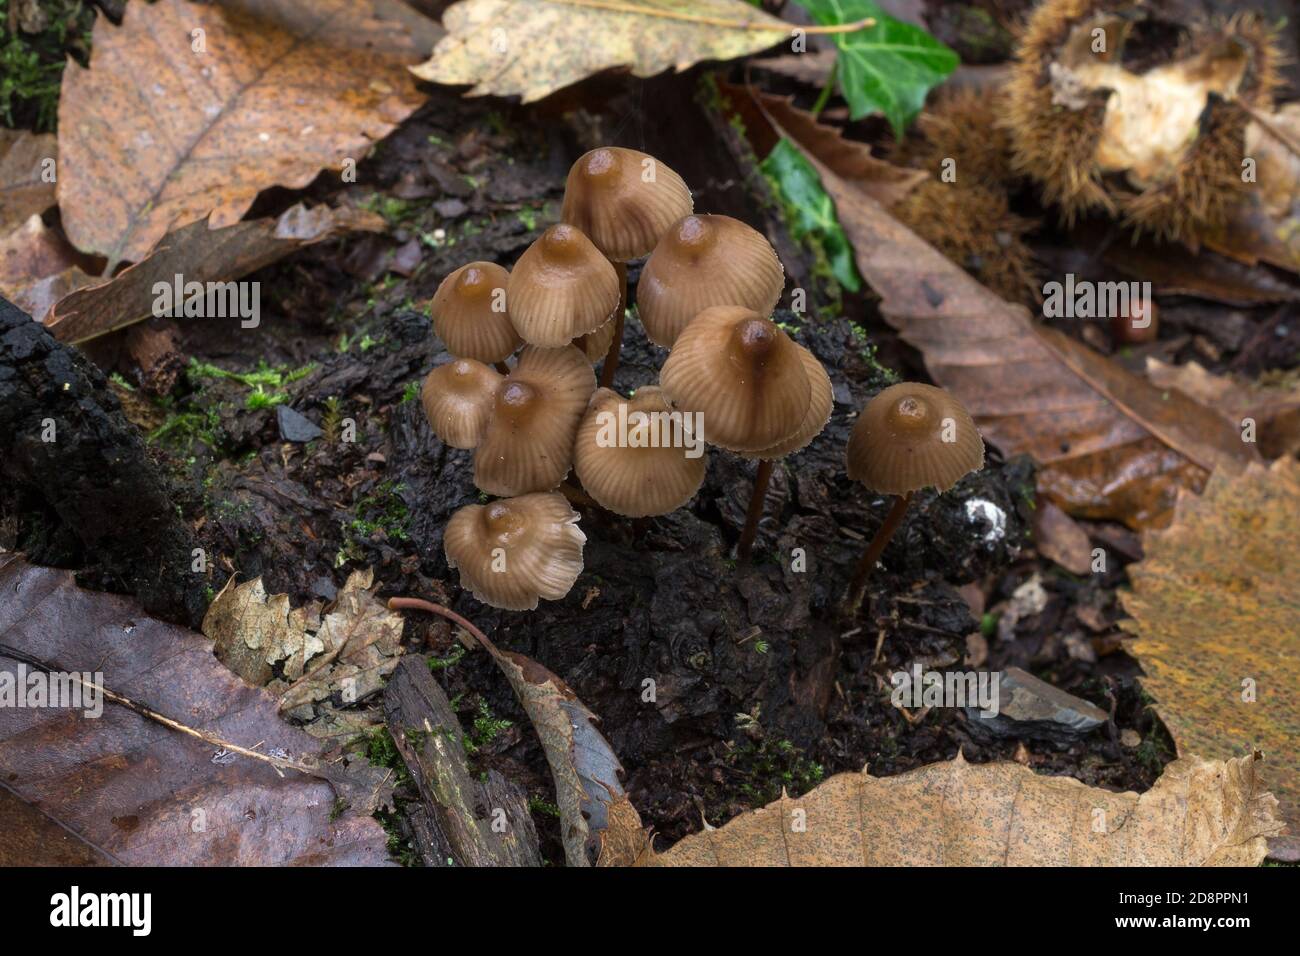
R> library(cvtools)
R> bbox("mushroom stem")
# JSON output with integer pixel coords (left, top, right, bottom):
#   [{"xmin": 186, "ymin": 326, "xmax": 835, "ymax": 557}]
[
  {"xmin": 559, "ymin": 480, "xmax": 598, "ymax": 509},
  {"xmin": 493, "ymin": 360, "xmax": 511, "ymax": 376},
  {"xmin": 387, "ymin": 596, "xmax": 492, "ymax": 648},
  {"xmin": 598, "ymin": 262, "xmax": 628, "ymax": 389},
  {"xmin": 843, "ymin": 492, "xmax": 913, "ymax": 615},
  {"xmin": 736, "ymin": 458, "xmax": 775, "ymax": 565}
]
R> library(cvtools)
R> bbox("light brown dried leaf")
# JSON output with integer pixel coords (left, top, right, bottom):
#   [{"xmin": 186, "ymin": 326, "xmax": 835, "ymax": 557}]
[{"xmin": 0, "ymin": 129, "xmax": 56, "ymax": 233}]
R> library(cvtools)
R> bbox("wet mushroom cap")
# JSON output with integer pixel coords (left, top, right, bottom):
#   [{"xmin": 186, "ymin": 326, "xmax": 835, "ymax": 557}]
[
  {"xmin": 573, "ymin": 311, "xmax": 618, "ymax": 364},
  {"xmin": 444, "ymin": 492, "xmax": 585, "ymax": 611},
  {"xmin": 429, "ymin": 262, "xmax": 522, "ymax": 363},
  {"xmin": 474, "ymin": 345, "xmax": 596, "ymax": 496},
  {"xmin": 846, "ymin": 382, "xmax": 984, "ymax": 495},
  {"xmin": 421, "ymin": 358, "xmax": 503, "ymax": 449},
  {"xmin": 638, "ymin": 214, "xmax": 785, "ymax": 348},
  {"xmin": 574, "ymin": 386, "xmax": 707, "ymax": 517},
  {"xmin": 507, "ymin": 224, "xmax": 620, "ymax": 347},
  {"xmin": 746, "ymin": 345, "xmax": 833, "ymax": 461},
  {"xmin": 659, "ymin": 306, "xmax": 811, "ymax": 453},
  {"xmin": 561, "ymin": 147, "xmax": 693, "ymax": 261}
]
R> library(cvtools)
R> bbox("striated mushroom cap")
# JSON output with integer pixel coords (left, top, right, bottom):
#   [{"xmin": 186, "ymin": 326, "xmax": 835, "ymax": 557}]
[
  {"xmin": 574, "ymin": 312, "xmax": 618, "ymax": 364},
  {"xmin": 444, "ymin": 492, "xmax": 585, "ymax": 611},
  {"xmin": 745, "ymin": 345, "xmax": 833, "ymax": 461},
  {"xmin": 430, "ymin": 261, "xmax": 521, "ymax": 363},
  {"xmin": 474, "ymin": 345, "xmax": 596, "ymax": 496},
  {"xmin": 573, "ymin": 386, "xmax": 707, "ymax": 517},
  {"xmin": 507, "ymin": 224, "xmax": 620, "ymax": 347},
  {"xmin": 846, "ymin": 382, "xmax": 984, "ymax": 495},
  {"xmin": 659, "ymin": 306, "xmax": 811, "ymax": 453},
  {"xmin": 561, "ymin": 147, "xmax": 693, "ymax": 261},
  {"xmin": 638, "ymin": 215, "xmax": 785, "ymax": 347},
  {"xmin": 421, "ymin": 357, "xmax": 504, "ymax": 449}
]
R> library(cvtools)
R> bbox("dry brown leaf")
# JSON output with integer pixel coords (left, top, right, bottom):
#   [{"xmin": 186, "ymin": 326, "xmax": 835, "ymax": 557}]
[
  {"xmin": 641, "ymin": 750, "xmax": 1281, "ymax": 866},
  {"xmin": 57, "ymin": 0, "xmax": 427, "ymax": 267},
  {"xmin": 204, "ymin": 568, "xmax": 405, "ymax": 738},
  {"xmin": 0, "ymin": 129, "xmax": 56, "ymax": 233},
  {"xmin": 779, "ymin": 132, "xmax": 1260, "ymax": 528},
  {"xmin": 44, "ymin": 203, "xmax": 385, "ymax": 343},
  {"xmin": 1121, "ymin": 458, "xmax": 1300, "ymax": 860},
  {"xmin": 1033, "ymin": 500, "xmax": 1093, "ymax": 575},
  {"xmin": 414, "ymin": 0, "xmax": 792, "ymax": 103},
  {"xmin": 1146, "ymin": 358, "xmax": 1300, "ymax": 459},
  {"xmin": 1103, "ymin": 235, "xmax": 1300, "ymax": 307},
  {"xmin": 754, "ymin": 49, "xmax": 837, "ymax": 86},
  {"xmin": 0, "ymin": 215, "xmax": 96, "ymax": 321},
  {"xmin": 0, "ymin": 554, "xmax": 390, "ymax": 865}
]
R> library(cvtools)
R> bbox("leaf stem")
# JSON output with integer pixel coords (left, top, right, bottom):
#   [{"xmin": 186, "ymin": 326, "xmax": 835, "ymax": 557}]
[
  {"xmin": 810, "ymin": 58, "xmax": 838, "ymax": 116},
  {"xmin": 554, "ymin": 0, "xmax": 874, "ymax": 33}
]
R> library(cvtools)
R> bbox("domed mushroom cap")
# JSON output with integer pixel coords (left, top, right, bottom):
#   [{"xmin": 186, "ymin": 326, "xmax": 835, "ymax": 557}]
[
  {"xmin": 574, "ymin": 312, "xmax": 618, "ymax": 364},
  {"xmin": 561, "ymin": 147, "xmax": 693, "ymax": 262},
  {"xmin": 846, "ymin": 382, "xmax": 984, "ymax": 494},
  {"xmin": 659, "ymin": 306, "xmax": 811, "ymax": 453},
  {"xmin": 421, "ymin": 358, "xmax": 504, "ymax": 449},
  {"xmin": 430, "ymin": 262, "xmax": 521, "ymax": 363},
  {"xmin": 746, "ymin": 345, "xmax": 833, "ymax": 460},
  {"xmin": 474, "ymin": 345, "xmax": 596, "ymax": 496},
  {"xmin": 574, "ymin": 386, "xmax": 707, "ymax": 517},
  {"xmin": 507, "ymin": 224, "xmax": 620, "ymax": 347},
  {"xmin": 444, "ymin": 492, "xmax": 585, "ymax": 611},
  {"xmin": 638, "ymin": 215, "xmax": 785, "ymax": 348}
]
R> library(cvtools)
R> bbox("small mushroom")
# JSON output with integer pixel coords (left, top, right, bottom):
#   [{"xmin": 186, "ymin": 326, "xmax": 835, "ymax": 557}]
[
  {"xmin": 474, "ymin": 344, "xmax": 596, "ymax": 497},
  {"xmin": 573, "ymin": 386, "xmax": 707, "ymax": 517},
  {"xmin": 561, "ymin": 147, "xmax": 693, "ymax": 262},
  {"xmin": 507, "ymin": 224, "xmax": 620, "ymax": 348},
  {"xmin": 638, "ymin": 214, "xmax": 785, "ymax": 348},
  {"xmin": 843, "ymin": 382, "xmax": 984, "ymax": 612},
  {"xmin": 429, "ymin": 262, "xmax": 521, "ymax": 370},
  {"xmin": 420, "ymin": 357, "xmax": 503, "ymax": 449},
  {"xmin": 573, "ymin": 311, "xmax": 618, "ymax": 364},
  {"xmin": 444, "ymin": 492, "xmax": 585, "ymax": 610}
]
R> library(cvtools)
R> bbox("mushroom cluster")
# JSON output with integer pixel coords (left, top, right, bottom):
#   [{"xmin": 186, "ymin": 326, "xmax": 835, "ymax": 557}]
[{"xmin": 420, "ymin": 146, "xmax": 974, "ymax": 615}]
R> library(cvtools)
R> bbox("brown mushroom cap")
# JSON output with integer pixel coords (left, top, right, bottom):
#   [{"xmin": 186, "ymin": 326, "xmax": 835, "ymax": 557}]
[
  {"xmin": 659, "ymin": 306, "xmax": 811, "ymax": 453},
  {"xmin": 574, "ymin": 311, "xmax": 618, "ymax": 363},
  {"xmin": 430, "ymin": 262, "xmax": 522, "ymax": 363},
  {"xmin": 421, "ymin": 358, "xmax": 504, "ymax": 449},
  {"xmin": 573, "ymin": 386, "xmax": 707, "ymax": 517},
  {"xmin": 638, "ymin": 215, "xmax": 785, "ymax": 348},
  {"xmin": 846, "ymin": 382, "xmax": 984, "ymax": 494},
  {"xmin": 561, "ymin": 147, "xmax": 693, "ymax": 261},
  {"xmin": 474, "ymin": 345, "xmax": 596, "ymax": 496},
  {"xmin": 444, "ymin": 492, "xmax": 585, "ymax": 611},
  {"xmin": 745, "ymin": 345, "xmax": 833, "ymax": 460},
  {"xmin": 507, "ymin": 224, "xmax": 620, "ymax": 347}
]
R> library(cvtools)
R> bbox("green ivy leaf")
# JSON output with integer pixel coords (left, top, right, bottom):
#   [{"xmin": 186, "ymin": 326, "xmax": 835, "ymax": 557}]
[
  {"xmin": 760, "ymin": 138, "xmax": 861, "ymax": 293},
  {"xmin": 792, "ymin": 0, "xmax": 958, "ymax": 137}
]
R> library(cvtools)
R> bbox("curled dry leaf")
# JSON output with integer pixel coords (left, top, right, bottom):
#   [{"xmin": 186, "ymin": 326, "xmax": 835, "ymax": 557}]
[
  {"xmin": 1121, "ymin": 458, "xmax": 1300, "ymax": 860},
  {"xmin": 44, "ymin": 203, "xmax": 385, "ymax": 344},
  {"xmin": 57, "ymin": 0, "xmax": 428, "ymax": 267},
  {"xmin": 204, "ymin": 568, "xmax": 405, "ymax": 738},
  {"xmin": 0, "ymin": 554, "xmax": 390, "ymax": 865},
  {"xmin": 0, "ymin": 129, "xmax": 57, "ymax": 233},
  {"xmin": 0, "ymin": 215, "xmax": 96, "ymax": 321},
  {"xmin": 641, "ymin": 751, "xmax": 1281, "ymax": 866},
  {"xmin": 414, "ymin": 0, "xmax": 791, "ymax": 104},
  {"xmin": 777, "ymin": 130, "xmax": 1260, "ymax": 528}
]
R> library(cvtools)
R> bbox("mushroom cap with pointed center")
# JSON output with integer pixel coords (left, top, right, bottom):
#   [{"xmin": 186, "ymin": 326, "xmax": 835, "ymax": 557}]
[
  {"xmin": 507, "ymin": 224, "xmax": 620, "ymax": 348},
  {"xmin": 561, "ymin": 147, "xmax": 693, "ymax": 261},
  {"xmin": 474, "ymin": 345, "xmax": 596, "ymax": 497},
  {"xmin": 444, "ymin": 492, "xmax": 586, "ymax": 611},
  {"xmin": 846, "ymin": 382, "xmax": 985, "ymax": 494},
  {"xmin": 659, "ymin": 306, "xmax": 811, "ymax": 453},
  {"xmin": 638, "ymin": 214, "xmax": 785, "ymax": 347},
  {"xmin": 421, "ymin": 357, "xmax": 503, "ymax": 449},
  {"xmin": 429, "ymin": 261, "xmax": 521, "ymax": 363}
]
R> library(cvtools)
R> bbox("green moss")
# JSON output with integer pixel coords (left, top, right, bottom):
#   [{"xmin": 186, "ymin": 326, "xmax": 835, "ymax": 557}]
[
  {"xmin": 528, "ymin": 796, "xmax": 561, "ymax": 819},
  {"xmin": 427, "ymin": 646, "xmax": 466, "ymax": 671},
  {"xmin": 462, "ymin": 699, "xmax": 511, "ymax": 756},
  {"xmin": 0, "ymin": 0, "xmax": 94, "ymax": 132},
  {"xmin": 728, "ymin": 738, "xmax": 825, "ymax": 806}
]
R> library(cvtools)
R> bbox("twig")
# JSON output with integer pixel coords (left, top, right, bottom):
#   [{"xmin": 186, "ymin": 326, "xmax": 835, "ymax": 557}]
[{"xmin": 554, "ymin": 0, "xmax": 874, "ymax": 33}]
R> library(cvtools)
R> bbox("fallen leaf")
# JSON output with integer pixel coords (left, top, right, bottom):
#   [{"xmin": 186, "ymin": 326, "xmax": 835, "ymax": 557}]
[
  {"xmin": 754, "ymin": 49, "xmax": 837, "ymax": 86},
  {"xmin": 780, "ymin": 132, "xmax": 1260, "ymax": 528},
  {"xmin": 0, "ymin": 554, "xmax": 390, "ymax": 865},
  {"xmin": 44, "ymin": 203, "xmax": 385, "ymax": 343},
  {"xmin": 1103, "ymin": 235, "xmax": 1300, "ymax": 307},
  {"xmin": 204, "ymin": 568, "xmax": 405, "ymax": 737},
  {"xmin": 0, "ymin": 129, "xmax": 57, "ymax": 233},
  {"xmin": 1121, "ymin": 458, "xmax": 1300, "ymax": 860},
  {"xmin": 413, "ymin": 0, "xmax": 792, "ymax": 104},
  {"xmin": 57, "ymin": 0, "xmax": 427, "ymax": 266},
  {"xmin": 1146, "ymin": 358, "xmax": 1300, "ymax": 459},
  {"xmin": 1033, "ymin": 500, "xmax": 1093, "ymax": 575},
  {"xmin": 641, "ymin": 750, "xmax": 1281, "ymax": 865},
  {"xmin": 0, "ymin": 215, "xmax": 95, "ymax": 319}
]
